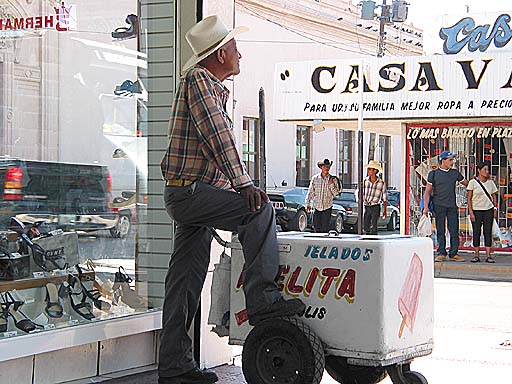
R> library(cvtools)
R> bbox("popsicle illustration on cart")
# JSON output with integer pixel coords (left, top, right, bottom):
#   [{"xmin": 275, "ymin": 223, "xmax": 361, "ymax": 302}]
[{"xmin": 398, "ymin": 253, "xmax": 423, "ymax": 338}]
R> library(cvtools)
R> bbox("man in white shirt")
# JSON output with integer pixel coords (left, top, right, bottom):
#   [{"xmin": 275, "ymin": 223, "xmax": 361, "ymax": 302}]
[{"xmin": 306, "ymin": 159, "xmax": 342, "ymax": 232}]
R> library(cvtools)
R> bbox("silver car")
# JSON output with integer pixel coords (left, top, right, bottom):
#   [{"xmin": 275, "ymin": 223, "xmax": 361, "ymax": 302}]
[{"xmin": 334, "ymin": 189, "xmax": 400, "ymax": 232}]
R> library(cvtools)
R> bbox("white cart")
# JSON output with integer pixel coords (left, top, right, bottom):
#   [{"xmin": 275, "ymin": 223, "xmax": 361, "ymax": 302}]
[{"xmin": 211, "ymin": 232, "xmax": 434, "ymax": 384}]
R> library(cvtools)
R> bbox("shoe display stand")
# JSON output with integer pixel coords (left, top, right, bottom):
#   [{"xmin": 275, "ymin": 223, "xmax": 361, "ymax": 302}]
[{"xmin": 0, "ymin": 270, "xmax": 94, "ymax": 292}]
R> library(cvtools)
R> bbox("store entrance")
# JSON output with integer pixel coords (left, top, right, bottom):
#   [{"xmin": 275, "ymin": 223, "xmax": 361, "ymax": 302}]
[{"xmin": 406, "ymin": 122, "xmax": 512, "ymax": 251}]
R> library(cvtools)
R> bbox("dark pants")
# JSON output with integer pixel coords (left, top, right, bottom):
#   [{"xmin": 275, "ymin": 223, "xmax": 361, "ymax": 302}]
[
  {"xmin": 363, "ymin": 204, "xmax": 380, "ymax": 235},
  {"xmin": 472, "ymin": 208, "xmax": 494, "ymax": 247},
  {"xmin": 313, "ymin": 208, "xmax": 332, "ymax": 233},
  {"xmin": 434, "ymin": 205, "xmax": 459, "ymax": 257},
  {"xmin": 159, "ymin": 181, "xmax": 281, "ymax": 378}
]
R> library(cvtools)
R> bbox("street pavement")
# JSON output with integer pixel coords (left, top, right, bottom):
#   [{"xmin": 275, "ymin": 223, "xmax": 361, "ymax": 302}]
[{"xmin": 85, "ymin": 266, "xmax": 512, "ymax": 384}]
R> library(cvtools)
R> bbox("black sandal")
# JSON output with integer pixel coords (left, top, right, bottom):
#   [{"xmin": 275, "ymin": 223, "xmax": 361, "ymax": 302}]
[
  {"xmin": 470, "ymin": 256, "xmax": 481, "ymax": 263},
  {"xmin": 2, "ymin": 292, "xmax": 39, "ymax": 333},
  {"xmin": 67, "ymin": 275, "xmax": 95, "ymax": 320},
  {"xmin": 45, "ymin": 282, "xmax": 64, "ymax": 318},
  {"xmin": 485, "ymin": 257, "xmax": 496, "ymax": 263},
  {"xmin": 75, "ymin": 265, "xmax": 111, "ymax": 311}
]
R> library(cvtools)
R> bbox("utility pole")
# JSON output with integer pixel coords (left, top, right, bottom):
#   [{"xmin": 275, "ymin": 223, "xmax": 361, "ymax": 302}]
[
  {"xmin": 258, "ymin": 88, "xmax": 267, "ymax": 192},
  {"xmin": 360, "ymin": 0, "xmax": 409, "ymax": 58},
  {"xmin": 377, "ymin": 0, "xmax": 388, "ymax": 58}
]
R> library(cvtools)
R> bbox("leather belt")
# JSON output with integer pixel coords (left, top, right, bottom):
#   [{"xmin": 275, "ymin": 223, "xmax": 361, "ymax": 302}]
[{"xmin": 166, "ymin": 179, "xmax": 194, "ymax": 187}]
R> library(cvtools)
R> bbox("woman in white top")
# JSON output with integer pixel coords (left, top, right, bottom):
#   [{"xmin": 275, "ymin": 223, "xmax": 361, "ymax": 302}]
[{"xmin": 467, "ymin": 161, "xmax": 498, "ymax": 263}]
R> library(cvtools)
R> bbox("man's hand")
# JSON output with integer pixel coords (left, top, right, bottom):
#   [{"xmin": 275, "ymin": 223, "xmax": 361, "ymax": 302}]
[
  {"xmin": 422, "ymin": 207, "xmax": 430, "ymax": 216},
  {"xmin": 239, "ymin": 185, "xmax": 269, "ymax": 212}
]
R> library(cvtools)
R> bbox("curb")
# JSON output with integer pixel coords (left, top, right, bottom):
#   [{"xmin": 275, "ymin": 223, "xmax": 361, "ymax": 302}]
[{"xmin": 434, "ymin": 262, "xmax": 512, "ymax": 282}]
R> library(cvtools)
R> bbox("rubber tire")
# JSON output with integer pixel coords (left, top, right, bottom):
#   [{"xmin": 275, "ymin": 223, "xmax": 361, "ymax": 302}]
[
  {"xmin": 242, "ymin": 317, "xmax": 325, "ymax": 384},
  {"xmin": 404, "ymin": 371, "xmax": 428, "ymax": 384},
  {"xmin": 290, "ymin": 210, "xmax": 308, "ymax": 232},
  {"xmin": 387, "ymin": 212, "xmax": 398, "ymax": 231},
  {"xmin": 334, "ymin": 214, "xmax": 344, "ymax": 233},
  {"xmin": 110, "ymin": 214, "xmax": 131, "ymax": 238},
  {"xmin": 325, "ymin": 356, "xmax": 387, "ymax": 384}
]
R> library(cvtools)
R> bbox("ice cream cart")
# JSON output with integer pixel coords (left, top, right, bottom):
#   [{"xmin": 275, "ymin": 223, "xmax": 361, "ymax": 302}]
[{"xmin": 210, "ymin": 232, "xmax": 434, "ymax": 384}]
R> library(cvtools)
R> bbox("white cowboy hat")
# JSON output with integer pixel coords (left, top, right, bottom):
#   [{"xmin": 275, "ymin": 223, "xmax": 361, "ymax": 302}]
[
  {"xmin": 364, "ymin": 159, "xmax": 383, "ymax": 174},
  {"xmin": 182, "ymin": 15, "xmax": 249, "ymax": 71}
]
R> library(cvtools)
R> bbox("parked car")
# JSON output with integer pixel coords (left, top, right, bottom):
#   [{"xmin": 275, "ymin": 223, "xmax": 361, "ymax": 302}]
[
  {"xmin": 387, "ymin": 190, "xmax": 400, "ymax": 208},
  {"xmin": 0, "ymin": 158, "xmax": 124, "ymax": 236},
  {"xmin": 268, "ymin": 187, "xmax": 346, "ymax": 233},
  {"xmin": 334, "ymin": 189, "xmax": 399, "ymax": 231}
]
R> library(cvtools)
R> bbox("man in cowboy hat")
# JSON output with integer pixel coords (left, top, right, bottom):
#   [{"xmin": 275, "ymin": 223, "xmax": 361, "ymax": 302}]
[
  {"xmin": 362, "ymin": 160, "xmax": 387, "ymax": 235},
  {"xmin": 159, "ymin": 15, "xmax": 305, "ymax": 384},
  {"xmin": 306, "ymin": 158, "xmax": 342, "ymax": 232}
]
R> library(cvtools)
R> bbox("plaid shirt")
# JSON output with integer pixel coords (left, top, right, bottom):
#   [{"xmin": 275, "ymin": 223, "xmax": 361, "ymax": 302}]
[
  {"xmin": 362, "ymin": 177, "xmax": 387, "ymax": 206},
  {"xmin": 160, "ymin": 66, "xmax": 252, "ymax": 190},
  {"xmin": 306, "ymin": 173, "xmax": 341, "ymax": 211}
]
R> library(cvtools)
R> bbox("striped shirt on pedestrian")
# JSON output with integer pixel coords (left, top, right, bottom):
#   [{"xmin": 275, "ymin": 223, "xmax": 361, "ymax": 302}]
[
  {"xmin": 362, "ymin": 177, "xmax": 387, "ymax": 206},
  {"xmin": 306, "ymin": 174, "xmax": 342, "ymax": 212}
]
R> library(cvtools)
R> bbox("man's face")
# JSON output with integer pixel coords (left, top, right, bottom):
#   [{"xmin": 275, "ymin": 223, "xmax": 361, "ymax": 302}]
[
  {"xmin": 220, "ymin": 39, "xmax": 241, "ymax": 77},
  {"xmin": 441, "ymin": 157, "xmax": 455, "ymax": 168},
  {"xmin": 321, "ymin": 165, "xmax": 331, "ymax": 174},
  {"xmin": 367, "ymin": 167, "xmax": 378, "ymax": 176}
]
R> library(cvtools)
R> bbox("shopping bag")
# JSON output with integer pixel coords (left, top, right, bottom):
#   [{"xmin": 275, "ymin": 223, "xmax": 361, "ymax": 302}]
[
  {"xmin": 417, "ymin": 214, "xmax": 432, "ymax": 237},
  {"xmin": 492, "ymin": 219, "xmax": 501, "ymax": 239},
  {"xmin": 208, "ymin": 251, "xmax": 231, "ymax": 336}
]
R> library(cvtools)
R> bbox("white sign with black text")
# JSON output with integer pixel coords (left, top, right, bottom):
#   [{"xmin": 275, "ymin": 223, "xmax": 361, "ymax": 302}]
[{"xmin": 274, "ymin": 52, "xmax": 512, "ymax": 121}]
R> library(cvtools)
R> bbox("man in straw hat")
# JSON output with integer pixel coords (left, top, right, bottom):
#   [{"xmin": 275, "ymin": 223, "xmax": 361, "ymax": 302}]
[
  {"xmin": 306, "ymin": 158, "xmax": 342, "ymax": 232},
  {"xmin": 159, "ymin": 15, "xmax": 305, "ymax": 384},
  {"xmin": 362, "ymin": 160, "xmax": 388, "ymax": 235}
]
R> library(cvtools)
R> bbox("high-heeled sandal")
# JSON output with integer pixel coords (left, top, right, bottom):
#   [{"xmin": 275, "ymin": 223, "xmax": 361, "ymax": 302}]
[
  {"xmin": 84, "ymin": 259, "xmax": 114, "ymax": 299},
  {"xmin": 75, "ymin": 265, "xmax": 111, "ymax": 311},
  {"xmin": 9, "ymin": 217, "xmax": 67, "ymax": 272},
  {"xmin": 45, "ymin": 282, "xmax": 64, "ymax": 318},
  {"xmin": 67, "ymin": 274, "xmax": 95, "ymax": 320},
  {"xmin": 2, "ymin": 291, "xmax": 38, "ymax": 333},
  {"xmin": 112, "ymin": 266, "xmax": 147, "ymax": 310}
]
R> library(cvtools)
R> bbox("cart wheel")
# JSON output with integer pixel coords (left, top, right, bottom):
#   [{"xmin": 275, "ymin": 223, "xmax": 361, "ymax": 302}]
[
  {"xmin": 386, "ymin": 364, "xmax": 428, "ymax": 384},
  {"xmin": 403, "ymin": 371, "xmax": 428, "ymax": 384},
  {"xmin": 242, "ymin": 316, "xmax": 324, "ymax": 384},
  {"xmin": 325, "ymin": 356, "xmax": 387, "ymax": 384}
]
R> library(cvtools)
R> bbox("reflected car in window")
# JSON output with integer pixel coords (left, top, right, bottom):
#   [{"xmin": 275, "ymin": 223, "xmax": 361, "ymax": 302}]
[
  {"xmin": 0, "ymin": 158, "xmax": 124, "ymax": 236},
  {"xmin": 268, "ymin": 187, "xmax": 346, "ymax": 233}
]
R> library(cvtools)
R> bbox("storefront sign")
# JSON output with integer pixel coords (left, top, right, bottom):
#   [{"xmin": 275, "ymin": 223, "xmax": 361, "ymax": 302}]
[
  {"xmin": 274, "ymin": 52, "xmax": 512, "ymax": 121},
  {"xmin": 440, "ymin": 13, "xmax": 512, "ymax": 54},
  {"xmin": 0, "ymin": 2, "xmax": 76, "ymax": 32}
]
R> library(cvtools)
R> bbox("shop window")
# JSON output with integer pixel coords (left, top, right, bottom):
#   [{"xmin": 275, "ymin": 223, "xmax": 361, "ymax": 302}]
[
  {"xmin": 296, "ymin": 125, "xmax": 311, "ymax": 187},
  {"xmin": 338, "ymin": 129, "xmax": 353, "ymax": 186},
  {"xmin": 406, "ymin": 123, "xmax": 512, "ymax": 251},
  {"xmin": 242, "ymin": 117, "xmax": 260, "ymax": 186},
  {"xmin": 0, "ymin": 0, "xmax": 150, "ymax": 341},
  {"xmin": 378, "ymin": 135, "xmax": 391, "ymax": 184}
]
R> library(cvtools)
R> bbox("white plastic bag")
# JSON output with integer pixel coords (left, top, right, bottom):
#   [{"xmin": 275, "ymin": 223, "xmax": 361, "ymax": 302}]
[
  {"xmin": 208, "ymin": 251, "xmax": 231, "ymax": 336},
  {"xmin": 417, "ymin": 214, "xmax": 432, "ymax": 237},
  {"xmin": 492, "ymin": 219, "xmax": 501, "ymax": 239}
]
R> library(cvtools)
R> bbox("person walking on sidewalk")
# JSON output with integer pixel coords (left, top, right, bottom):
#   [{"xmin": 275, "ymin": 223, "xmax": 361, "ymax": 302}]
[
  {"xmin": 159, "ymin": 15, "xmax": 305, "ymax": 384},
  {"xmin": 422, "ymin": 150, "xmax": 468, "ymax": 262},
  {"xmin": 306, "ymin": 158, "xmax": 342, "ymax": 232},
  {"xmin": 362, "ymin": 160, "xmax": 387, "ymax": 235},
  {"xmin": 467, "ymin": 161, "xmax": 498, "ymax": 263}
]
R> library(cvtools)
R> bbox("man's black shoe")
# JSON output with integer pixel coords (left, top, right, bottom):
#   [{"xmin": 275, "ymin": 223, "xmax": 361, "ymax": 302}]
[
  {"xmin": 158, "ymin": 367, "xmax": 218, "ymax": 384},
  {"xmin": 248, "ymin": 297, "xmax": 306, "ymax": 326}
]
